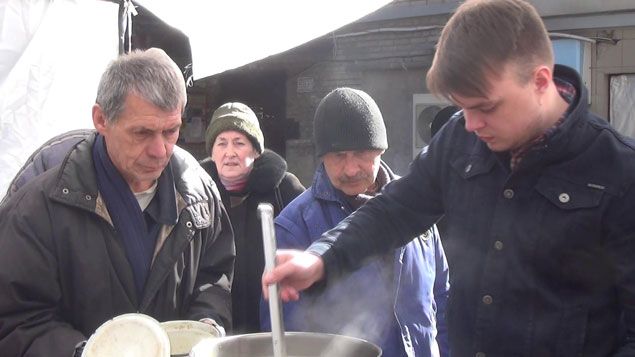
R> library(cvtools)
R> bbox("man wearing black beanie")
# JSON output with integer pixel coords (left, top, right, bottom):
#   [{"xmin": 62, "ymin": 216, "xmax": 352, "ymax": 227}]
[
  {"xmin": 261, "ymin": 87, "xmax": 450, "ymax": 357},
  {"xmin": 313, "ymin": 87, "xmax": 388, "ymax": 158}
]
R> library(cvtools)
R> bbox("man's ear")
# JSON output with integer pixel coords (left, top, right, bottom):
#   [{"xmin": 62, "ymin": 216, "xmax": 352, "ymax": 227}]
[
  {"xmin": 533, "ymin": 65, "xmax": 553, "ymax": 94},
  {"xmin": 92, "ymin": 104, "xmax": 108, "ymax": 134}
]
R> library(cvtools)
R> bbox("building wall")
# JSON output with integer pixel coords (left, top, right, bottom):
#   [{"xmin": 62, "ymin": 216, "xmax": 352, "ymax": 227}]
[
  {"xmin": 285, "ymin": 13, "xmax": 448, "ymax": 184},
  {"xmin": 208, "ymin": 0, "xmax": 634, "ymax": 186},
  {"xmin": 584, "ymin": 27, "xmax": 635, "ymax": 119}
]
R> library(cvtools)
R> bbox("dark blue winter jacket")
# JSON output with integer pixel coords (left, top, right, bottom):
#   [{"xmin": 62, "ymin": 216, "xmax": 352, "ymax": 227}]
[{"xmin": 307, "ymin": 65, "xmax": 635, "ymax": 356}]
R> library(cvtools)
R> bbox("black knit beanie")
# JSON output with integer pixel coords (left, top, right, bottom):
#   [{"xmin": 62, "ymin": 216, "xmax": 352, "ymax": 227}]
[{"xmin": 313, "ymin": 87, "xmax": 388, "ymax": 157}]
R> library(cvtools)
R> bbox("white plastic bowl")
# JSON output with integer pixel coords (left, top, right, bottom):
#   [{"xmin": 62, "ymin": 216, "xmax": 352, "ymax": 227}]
[
  {"xmin": 82, "ymin": 313, "xmax": 170, "ymax": 357},
  {"xmin": 160, "ymin": 320, "xmax": 219, "ymax": 356}
]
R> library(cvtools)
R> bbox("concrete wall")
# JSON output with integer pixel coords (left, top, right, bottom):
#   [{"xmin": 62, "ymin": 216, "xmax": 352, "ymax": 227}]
[
  {"xmin": 196, "ymin": 0, "xmax": 635, "ymax": 187},
  {"xmin": 360, "ymin": 69, "xmax": 429, "ymax": 173},
  {"xmin": 583, "ymin": 27, "xmax": 635, "ymax": 119},
  {"xmin": 284, "ymin": 13, "xmax": 447, "ymax": 184}
]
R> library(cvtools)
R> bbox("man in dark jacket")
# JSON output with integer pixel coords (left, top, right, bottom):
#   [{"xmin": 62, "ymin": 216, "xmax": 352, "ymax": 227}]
[
  {"xmin": 263, "ymin": 1, "xmax": 635, "ymax": 356},
  {"xmin": 260, "ymin": 88, "xmax": 449, "ymax": 357},
  {"xmin": 0, "ymin": 48, "xmax": 234, "ymax": 357}
]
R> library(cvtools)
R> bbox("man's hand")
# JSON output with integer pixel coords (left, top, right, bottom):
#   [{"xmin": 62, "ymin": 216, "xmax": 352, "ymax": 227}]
[{"xmin": 261, "ymin": 249, "xmax": 325, "ymax": 302}]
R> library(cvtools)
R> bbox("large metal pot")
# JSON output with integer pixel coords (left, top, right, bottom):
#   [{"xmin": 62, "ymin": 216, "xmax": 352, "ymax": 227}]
[
  {"xmin": 190, "ymin": 331, "xmax": 382, "ymax": 357},
  {"xmin": 241, "ymin": 205, "xmax": 381, "ymax": 356}
]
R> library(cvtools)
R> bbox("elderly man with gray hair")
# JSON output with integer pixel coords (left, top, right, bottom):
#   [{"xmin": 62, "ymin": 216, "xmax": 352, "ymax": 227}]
[{"xmin": 0, "ymin": 48, "xmax": 234, "ymax": 357}]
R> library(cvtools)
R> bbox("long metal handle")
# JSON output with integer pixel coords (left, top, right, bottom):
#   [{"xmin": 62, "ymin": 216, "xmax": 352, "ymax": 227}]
[{"xmin": 258, "ymin": 203, "xmax": 287, "ymax": 357}]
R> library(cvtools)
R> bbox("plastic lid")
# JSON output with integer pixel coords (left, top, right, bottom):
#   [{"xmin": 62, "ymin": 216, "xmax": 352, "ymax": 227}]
[{"xmin": 82, "ymin": 313, "xmax": 170, "ymax": 357}]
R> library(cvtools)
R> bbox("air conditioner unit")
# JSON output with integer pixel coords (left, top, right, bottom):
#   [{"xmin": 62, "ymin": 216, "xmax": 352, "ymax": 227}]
[{"xmin": 412, "ymin": 94, "xmax": 451, "ymax": 158}]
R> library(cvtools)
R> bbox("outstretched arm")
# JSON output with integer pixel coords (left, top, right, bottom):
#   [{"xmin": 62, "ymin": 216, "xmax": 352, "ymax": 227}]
[{"xmin": 263, "ymin": 141, "xmax": 447, "ymax": 301}]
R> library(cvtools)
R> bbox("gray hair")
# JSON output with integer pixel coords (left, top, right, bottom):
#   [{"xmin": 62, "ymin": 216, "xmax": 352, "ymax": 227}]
[{"xmin": 95, "ymin": 48, "xmax": 187, "ymax": 122}]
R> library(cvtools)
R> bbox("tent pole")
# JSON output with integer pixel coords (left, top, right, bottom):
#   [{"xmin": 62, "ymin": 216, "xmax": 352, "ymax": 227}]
[
  {"xmin": 118, "ymin": 0, "xmax": 125, "ymax": 54},
  {"xmin": 118, "ymin": 0, "xmax": 137, "ymax": 54}
]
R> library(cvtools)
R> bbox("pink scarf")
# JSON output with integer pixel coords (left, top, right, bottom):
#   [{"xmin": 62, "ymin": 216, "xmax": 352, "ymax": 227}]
[{"xmin": 220, "ymin": 166, "xmax": 252, "ymax": 192}]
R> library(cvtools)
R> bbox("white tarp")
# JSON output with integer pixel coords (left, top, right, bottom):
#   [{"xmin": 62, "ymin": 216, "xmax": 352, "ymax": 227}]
[
  {"xmin": 0, "ymin": 0, "xmax": 118, "ymax": 199},
  {"xmin": 0, "ymin": 0, "xmax": 391, "ymax": 200},
  {"xmin": 138, "ymin": 0, "xmax": 393, "ymax": 80}
]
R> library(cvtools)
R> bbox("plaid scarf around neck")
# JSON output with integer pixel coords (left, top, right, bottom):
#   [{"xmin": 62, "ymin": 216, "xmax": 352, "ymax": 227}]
[{"xmin": 509, "ymin": 78, "xmax": 577, "ymax": 171}]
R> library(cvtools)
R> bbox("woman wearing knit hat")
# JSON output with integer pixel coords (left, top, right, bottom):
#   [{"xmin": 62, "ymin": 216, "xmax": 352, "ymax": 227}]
[{"xmin": 199, "ymin": 102, "xmax": 305, "ymax": 334}]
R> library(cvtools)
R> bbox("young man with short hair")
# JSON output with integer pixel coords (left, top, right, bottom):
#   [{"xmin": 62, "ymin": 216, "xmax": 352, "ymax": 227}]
[{"xmin": 263, "ymin": 1, "xmax": 635, "ymax": 355}]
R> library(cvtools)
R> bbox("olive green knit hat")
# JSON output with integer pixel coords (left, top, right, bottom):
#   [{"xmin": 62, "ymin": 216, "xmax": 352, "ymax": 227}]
[{"xmin": 204, "ymin": 102, "xmax": 264, "ymax": 154}]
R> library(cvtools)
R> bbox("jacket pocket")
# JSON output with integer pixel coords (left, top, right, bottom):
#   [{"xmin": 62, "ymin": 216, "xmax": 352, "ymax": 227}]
[
  {"xmin": 533, "ymin": 175, "xmax": 608, "ymax": 287},
  {"xmin": 555, "ymin": 306, "xmax": 588, "ymax": 357},
  {"xmin": 450, "ymin": 153, "xmax": 496, "ymax": 180},
  {"xmin": 535, "ymin": 175, "xmax": 604, "ymax": 210}
]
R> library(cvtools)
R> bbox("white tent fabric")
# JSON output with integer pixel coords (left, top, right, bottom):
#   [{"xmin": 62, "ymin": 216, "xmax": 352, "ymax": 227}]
[
  {"xmin": 138, "ymin": 0, "xmax": 393, "ymax": 80},
  {"xmin": 0, "ymin": 0, "xmax": 121, "ymax": 200},
  {"xmin": 0, "ymin": 0, "xmax": 49, "ymax": 88}
]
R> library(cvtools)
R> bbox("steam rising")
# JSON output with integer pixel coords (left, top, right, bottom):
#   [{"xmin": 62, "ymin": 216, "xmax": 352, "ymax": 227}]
[{"xmin": 286, "ymin": 255, "xmax": 396, "ymax": 348}]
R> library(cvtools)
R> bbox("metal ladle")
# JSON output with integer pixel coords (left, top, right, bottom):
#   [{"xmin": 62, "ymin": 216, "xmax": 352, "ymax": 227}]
[{"xmin": 258, "ymin": 203, "xmax": 288, "ymax": 357}]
